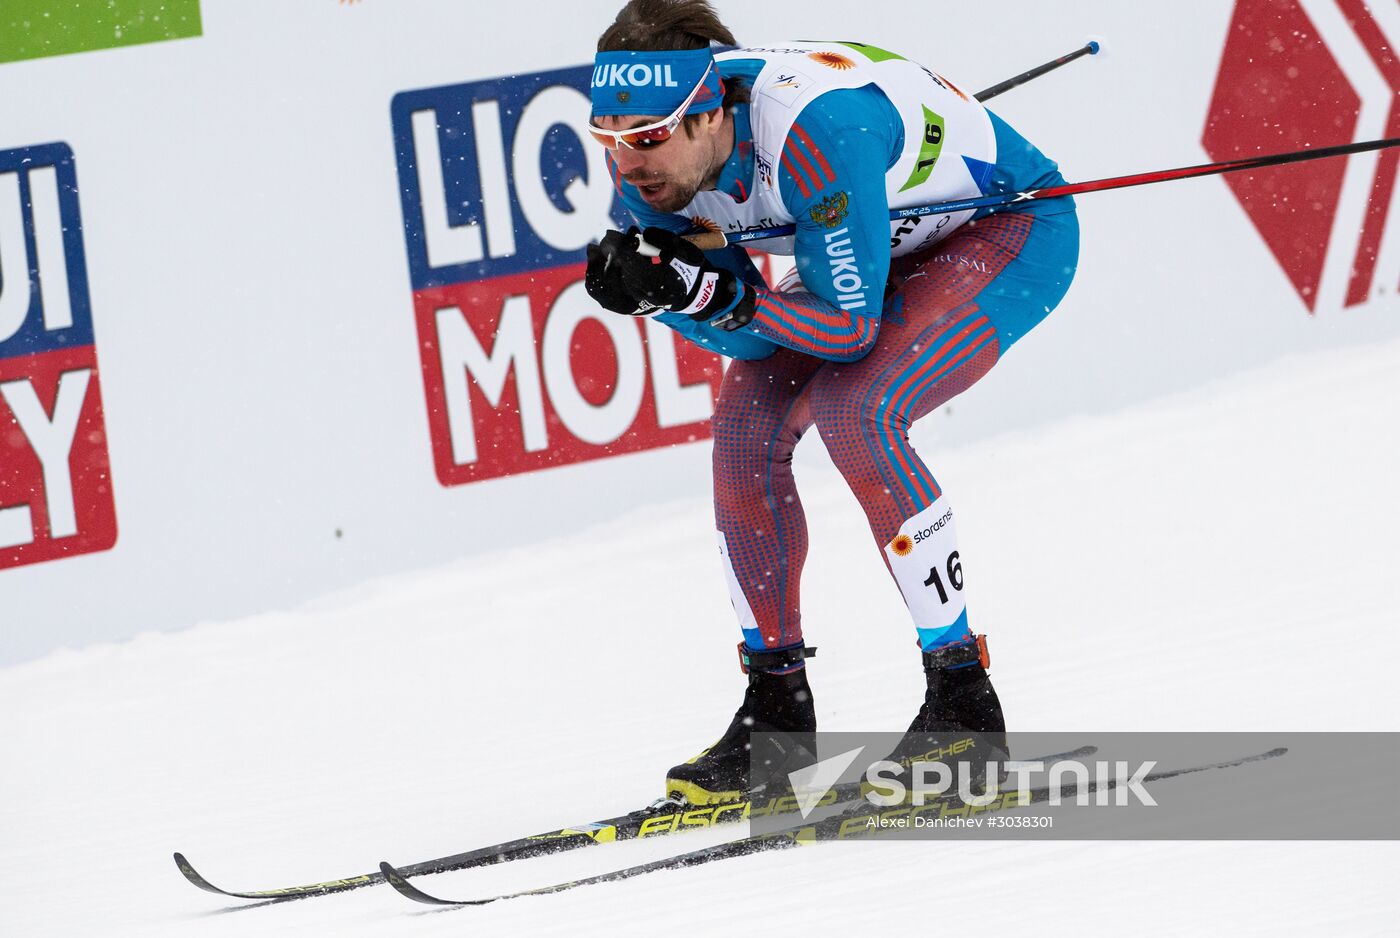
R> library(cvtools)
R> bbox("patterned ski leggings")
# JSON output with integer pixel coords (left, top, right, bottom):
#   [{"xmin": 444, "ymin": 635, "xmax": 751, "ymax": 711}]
[{"xmin": 712, "ymin": 209, "xmax": 1079, "ymax": 653}]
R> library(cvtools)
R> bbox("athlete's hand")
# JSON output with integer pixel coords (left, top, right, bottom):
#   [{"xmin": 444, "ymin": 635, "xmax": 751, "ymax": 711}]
[
  {"xmin": 616, "ymin": 227, "xmax": 756, "ymax": 330},
  {"xmin": 585, "ymin": 228, "xmax": 658, "ymax": 316}
]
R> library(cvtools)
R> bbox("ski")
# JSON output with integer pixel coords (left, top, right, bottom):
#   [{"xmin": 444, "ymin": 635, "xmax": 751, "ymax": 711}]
[
  {"xmin": 174, "ymin": 744, "xmax": 1096, "ymax": 902},
  {"xmin": 379, "ymin": 746, "xmax": 1288, "ymax": 907}
]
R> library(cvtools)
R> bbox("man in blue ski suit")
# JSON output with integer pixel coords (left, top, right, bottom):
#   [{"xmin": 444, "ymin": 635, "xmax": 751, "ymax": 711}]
[{"xmin": 584, "ymin": 0, "xmax": 1078, "ymax": 803}]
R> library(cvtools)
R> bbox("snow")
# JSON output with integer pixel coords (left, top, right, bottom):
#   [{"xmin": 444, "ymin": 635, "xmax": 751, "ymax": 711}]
[{"xmin": 4, "ymin": 336, "xmax": 1398, "ymax": 936}]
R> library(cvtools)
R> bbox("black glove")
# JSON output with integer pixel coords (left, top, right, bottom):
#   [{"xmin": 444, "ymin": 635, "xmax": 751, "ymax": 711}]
[
  {"xmin": 584, "ymin": 228, "xmax": 659, "ymax": 316},
  {"xmin": 616, "ymin": 227, "xmax": 757, "ymax": 331}
]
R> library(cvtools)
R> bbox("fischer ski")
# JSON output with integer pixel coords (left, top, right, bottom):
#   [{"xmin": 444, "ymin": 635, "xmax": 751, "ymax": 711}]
[
  {"xmin": 174, "ymin": 744, "xmax": 1096, "ymax": 902},
  {"xmin": 378, "ymin": 746, "xmax": 1288, "ymax": 908},
  {"xmin": 172, "ymin": 796, "xmax": 748, "ymax": 902}
]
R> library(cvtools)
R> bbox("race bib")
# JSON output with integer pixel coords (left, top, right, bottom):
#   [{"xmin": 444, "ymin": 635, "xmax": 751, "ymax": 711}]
[{"xmin": 883, "ymin": 496, "xmax": 970, "ymax": 648}]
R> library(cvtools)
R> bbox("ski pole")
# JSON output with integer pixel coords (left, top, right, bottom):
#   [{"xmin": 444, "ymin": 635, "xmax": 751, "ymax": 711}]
[
  {"xmin": 681, "ymin": 136, "xmax": 1400, "ymax": 250},
  {"xmin": 975, "ymin": 40, "xmax": 1100, "ymax": 102}
]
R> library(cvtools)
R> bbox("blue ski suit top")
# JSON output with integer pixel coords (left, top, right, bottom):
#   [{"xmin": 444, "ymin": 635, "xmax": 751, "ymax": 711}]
[{"xmin": 606, "ymin": 46, "xmax": 1077, "ymax": 362}]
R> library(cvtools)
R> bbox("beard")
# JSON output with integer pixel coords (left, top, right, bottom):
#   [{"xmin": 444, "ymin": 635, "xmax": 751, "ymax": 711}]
[
  {"xmin": 626, "ymin": 146, "xmax": 722, "ymax": 214},
  {"xmin": 626, "ymin": 172, "xmax": 702, "ymax": 214},
  {"xmin": 650, "ymin": 180, "xmax": 702, "ymax": 214}
]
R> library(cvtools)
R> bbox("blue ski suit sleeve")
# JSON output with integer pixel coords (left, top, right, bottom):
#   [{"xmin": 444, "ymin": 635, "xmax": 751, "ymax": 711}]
[{"xmin": 745, "ymin": 84, "xmax": 900, "ymax": 362}]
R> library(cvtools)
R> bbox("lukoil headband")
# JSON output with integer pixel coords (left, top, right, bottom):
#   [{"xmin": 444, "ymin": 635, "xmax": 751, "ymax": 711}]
[{"xmin": 590, "ymin": 47, "xmax": 723, "ymax": 117}]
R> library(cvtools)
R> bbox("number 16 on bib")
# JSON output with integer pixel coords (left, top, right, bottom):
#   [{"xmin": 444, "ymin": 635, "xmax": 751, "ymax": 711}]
[{"xmin": 883, "ymin": 496, "xmax": 969, "ymax": 649}]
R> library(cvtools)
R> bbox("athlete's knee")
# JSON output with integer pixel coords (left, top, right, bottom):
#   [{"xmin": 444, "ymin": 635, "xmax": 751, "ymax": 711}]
[
  {"xmin": 708, "ymin": 386, "xmax": 750, "ymax": 443},
  {"xmin": 807, "ymin": 372, "xmax": 903, "ymax": 467},
  {"xmin": 714, "ymin": 410, "xmax": 805, "ymax": 495}
]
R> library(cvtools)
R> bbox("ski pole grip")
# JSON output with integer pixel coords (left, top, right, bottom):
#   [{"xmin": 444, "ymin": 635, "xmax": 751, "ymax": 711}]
[
  {"xmin": 682, "ymin": 230, "xmax": 729, "ymax": 252},
  {"xmin": 634, "ymin": 230, "xmax": 730, "ymax": 257}
]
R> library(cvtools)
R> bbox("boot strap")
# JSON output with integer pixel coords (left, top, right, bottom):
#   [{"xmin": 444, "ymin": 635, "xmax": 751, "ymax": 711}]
[
  {"xmin": 922, "ymin": 634, "xmax": 990, "ymax": 671},
  {"xmin": 737, "ymin": 642, "xmax": 816, "ymax": 675}
]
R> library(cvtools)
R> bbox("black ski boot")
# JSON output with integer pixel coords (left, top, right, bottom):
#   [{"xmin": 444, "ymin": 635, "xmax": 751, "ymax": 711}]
[
  {"xmin": 886, "ymin": 635, "xmax": 1008, "ymax": 782},
  {"xmin": 665, "ymin": 643, "xmax": 817, "ymax": 805}
]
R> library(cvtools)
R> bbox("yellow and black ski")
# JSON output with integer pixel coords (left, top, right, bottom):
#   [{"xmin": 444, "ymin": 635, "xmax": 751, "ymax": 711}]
[
  {"xmin": 378, "ymin": 746, "xmax": 1287, "ymax": 908},
  {"xmin": 173, "ymin": 744, "xmax": 1094, "ymax": 904}
]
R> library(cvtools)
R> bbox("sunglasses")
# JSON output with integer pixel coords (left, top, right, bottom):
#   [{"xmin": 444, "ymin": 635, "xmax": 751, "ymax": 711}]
[{"xmin": 587, "ymin": 61, "xmax": 716, "ymax": 151}]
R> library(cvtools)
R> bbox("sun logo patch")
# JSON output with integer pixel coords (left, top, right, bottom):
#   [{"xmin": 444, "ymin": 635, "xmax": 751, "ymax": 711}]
[
  {"xmin": 809, "ymin": 51, "xmax": 856, "ymax": 71},
  {"xmin": 890, "ymin": 534, "xmax": 914, "ymax": 556},
  {"xmin": 809, "ymin": 191, "xmax": 849, "ymax": 228},
  {"xmin": 689, "ymin": 215, "xmax": 722, "ymax": 233}
]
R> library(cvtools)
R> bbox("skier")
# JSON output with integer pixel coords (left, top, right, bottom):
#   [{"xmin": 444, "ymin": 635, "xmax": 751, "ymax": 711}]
[{"xmin": 584, "ymin": 0, "xmax": 1079, "ymax": 805}]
